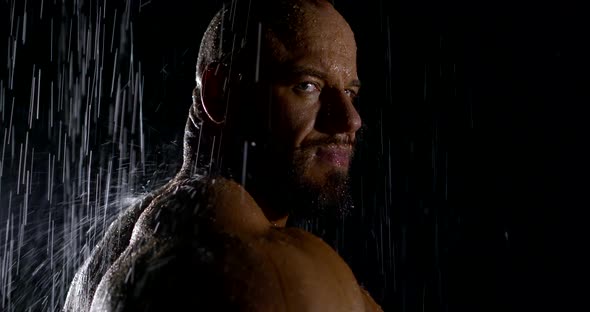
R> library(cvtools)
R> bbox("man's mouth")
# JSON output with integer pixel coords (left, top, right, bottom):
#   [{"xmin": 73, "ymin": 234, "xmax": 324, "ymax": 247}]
[{"xmin": 315, "ymin": 145, "xmax": 352, "ymax": 168}]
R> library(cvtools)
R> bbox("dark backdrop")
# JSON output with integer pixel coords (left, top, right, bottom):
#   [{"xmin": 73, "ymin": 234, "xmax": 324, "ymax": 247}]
[{"xmin": 0, "ymin": 0, "xmax": 587, "ymax": 311}]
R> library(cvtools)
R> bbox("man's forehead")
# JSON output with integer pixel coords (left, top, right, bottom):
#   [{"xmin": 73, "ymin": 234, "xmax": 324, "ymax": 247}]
[
  {"xmin": 265, "ymin": 37, "xmax": 357, "ymax": 82},
  {"xmin": 263, "ymin": 5, "xmax": 356, "ymax": 62},
  {"xmin": 290, "ymin": 54, "xmax": 357, "ymax": 78},
  {"xmin": 266, "ymin": 2, "xmax": 355, "ymax": 45},
  {"xmin": 263, "ymin": 52, "xmax": 358, "ymax": 90}
]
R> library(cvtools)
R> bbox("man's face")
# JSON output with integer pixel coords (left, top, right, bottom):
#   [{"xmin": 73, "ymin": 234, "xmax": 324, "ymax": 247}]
[{"xmin": 253, "ymin": 3, "xmax": 361, "ymax": 211}]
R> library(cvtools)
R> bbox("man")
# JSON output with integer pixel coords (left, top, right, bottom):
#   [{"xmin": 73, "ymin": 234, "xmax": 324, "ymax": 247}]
[{"xmin": 64, "ymin": 0, "xmax": 382, "ymax": 310}]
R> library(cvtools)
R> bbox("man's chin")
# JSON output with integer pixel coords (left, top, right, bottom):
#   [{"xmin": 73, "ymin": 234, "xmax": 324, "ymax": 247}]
[
  {"xmin": 257, "ymin": 148, "xmax": 355, "ymax": 223},
  {"xmin": 287, "ymin": 170, "xmax": 354, "ymax": 222}
]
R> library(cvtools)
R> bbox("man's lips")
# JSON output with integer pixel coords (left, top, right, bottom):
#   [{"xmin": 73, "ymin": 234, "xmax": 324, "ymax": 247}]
[{"xmin": 315, "ymin": 145, "xmax": 352, "ymax": 167}]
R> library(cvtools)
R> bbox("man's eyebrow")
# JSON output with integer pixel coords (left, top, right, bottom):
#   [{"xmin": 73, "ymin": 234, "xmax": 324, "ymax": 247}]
[
  {"xmin": 289, "ymin": 66, "xmax": 362, "ymax": 88},
  {"xmin": 349, "ymin": 79, "xmax": 361, "ymax": 88},
  {"xmin": 289, "ymin": 66, "xmax": 329, "ymax": 81}
]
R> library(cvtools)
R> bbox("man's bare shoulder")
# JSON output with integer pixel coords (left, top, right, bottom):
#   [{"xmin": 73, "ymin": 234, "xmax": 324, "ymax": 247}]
[
  {"xmin": 65, "ymin": 176, "xmax": 383, "ymax": 311},
  {"xmin": 212, "ymin": 225, "xmax": 383, "ymax": 311},
  {"xmin": 64, "ymin": 176, "xmax": 213, "ymax": 312},
  {"xmin": 63, "ymin": 186, "xmax": 162, "ymax": 311},
  {"xmin": 87, "ymin": 176, "xmax": 252, "ymax": 311}
]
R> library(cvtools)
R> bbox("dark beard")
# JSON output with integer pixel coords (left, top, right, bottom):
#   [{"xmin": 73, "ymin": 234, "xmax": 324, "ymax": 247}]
[
  {"xmin": 239, "ymin": 142, "xmax": 355, "ymax": 225},
  {"xmin": 284, "ymin": 172, "xmax": 354, "ymax": 233},
  {"xmin": 277, "ymin": 148, "xmax": 355, "ymax": 231},
  {"xmin": 223, "ymin": 102, "xmax": 357, "ymax": 227}
]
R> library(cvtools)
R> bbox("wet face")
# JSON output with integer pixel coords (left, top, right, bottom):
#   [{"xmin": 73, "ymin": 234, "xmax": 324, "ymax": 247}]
[{"xmin": 253, "ymin": 3, "xmax": 361, "ymax": 214}]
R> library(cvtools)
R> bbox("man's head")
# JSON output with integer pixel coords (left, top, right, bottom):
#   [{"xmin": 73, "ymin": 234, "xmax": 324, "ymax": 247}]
[{"xmin": 185, "ymin": 0, "xmax": 361, "ymax": 221}]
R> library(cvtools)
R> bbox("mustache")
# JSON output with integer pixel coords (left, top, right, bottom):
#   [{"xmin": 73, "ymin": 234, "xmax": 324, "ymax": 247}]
[{"xmin": 298, "ymin": 136, "xmax": 356, "ymax": 150}]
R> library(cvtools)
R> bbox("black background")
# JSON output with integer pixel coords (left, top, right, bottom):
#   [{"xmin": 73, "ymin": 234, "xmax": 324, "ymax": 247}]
[
  {"xmin": 133, "ymin": 1, "xmax": 588, "ymax": 310},
  {"xmin": 1, "ymin": 0, "xmax": 588, "ymax": 311}
]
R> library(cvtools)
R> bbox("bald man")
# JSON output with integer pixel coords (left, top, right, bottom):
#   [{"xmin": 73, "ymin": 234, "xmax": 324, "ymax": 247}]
[{"xmin": 64, "ymin": 0, "xmax": 383, "ymax": 311}]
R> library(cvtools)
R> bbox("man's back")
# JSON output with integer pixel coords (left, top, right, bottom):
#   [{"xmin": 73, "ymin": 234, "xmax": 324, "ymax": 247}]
[
  {"xmin": 65, "ymin": 1, "xmax": 383, "ymax": 310},
  {"xmin": 62, "ymin": 186, "xmax": 165, "ymax": 311},
  {"xmin": 64, "ymin": 176, "xmax": 219, "ymax": 311},
  {"xmin": 64, "ymin": 176, "xmax": 382, "ymax": 311}
]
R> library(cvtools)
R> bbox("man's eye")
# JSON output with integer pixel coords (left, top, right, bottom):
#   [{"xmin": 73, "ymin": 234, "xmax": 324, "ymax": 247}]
[
  {"xmin": 294, "ymin": 82, "xmax": 320, "ymax": 93},
  {"xmin": 345, "ymin": 89, "xmax": 358, "ymax": 99}
]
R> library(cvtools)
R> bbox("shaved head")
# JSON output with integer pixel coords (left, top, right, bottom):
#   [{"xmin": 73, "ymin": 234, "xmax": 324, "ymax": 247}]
[
  {"xmin": 184, "ymin": 0, "xmax": 360, "ymax": 223},
  {"xmin": 185, "ymin": 0, "xmax": 346, "ymax": 173},
  {"xmin": 194, "ymin": 0, "xmax": 337, "ymax": 100}
]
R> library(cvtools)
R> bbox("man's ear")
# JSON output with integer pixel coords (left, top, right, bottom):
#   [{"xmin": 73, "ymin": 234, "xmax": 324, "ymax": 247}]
[{"xmin": 201, "ymin": 62, "xmax": 230, "ymax": 125}]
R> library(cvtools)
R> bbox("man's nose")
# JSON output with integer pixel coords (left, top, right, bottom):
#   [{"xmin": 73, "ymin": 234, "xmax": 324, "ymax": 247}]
[{"xmin": 316, "ymin": 88, "xmax": 362, "ymax": 134}]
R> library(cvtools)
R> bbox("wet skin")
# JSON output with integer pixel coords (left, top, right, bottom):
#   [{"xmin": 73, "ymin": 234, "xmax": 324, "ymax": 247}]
[
  {"xmin": 204, "ymin": 177, "xmax": 382, "ymax": 311},
  {"xmin": 201, "ymin": 2, "xmax": 381, "ymax": 310},
  {"xmin": 64, "ymin": 2, "xmax": 383, "ymax": 311},
  {"xmin": 261, "ymin": 1, "xmax": 362, "ymax": 199},
  {"xmin": 83, "ymin": 176, "xmax": 382, "ymax": 311}
]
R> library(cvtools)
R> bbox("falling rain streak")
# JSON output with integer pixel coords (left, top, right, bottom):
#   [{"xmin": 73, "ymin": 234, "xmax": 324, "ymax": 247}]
[
  {"xmin": 0, "ymin": 1, "xmax": 161, "ymax": 310},
  {"xmin": 0, "ymin": 0, "xmax": 523, "ymax": 311}
]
